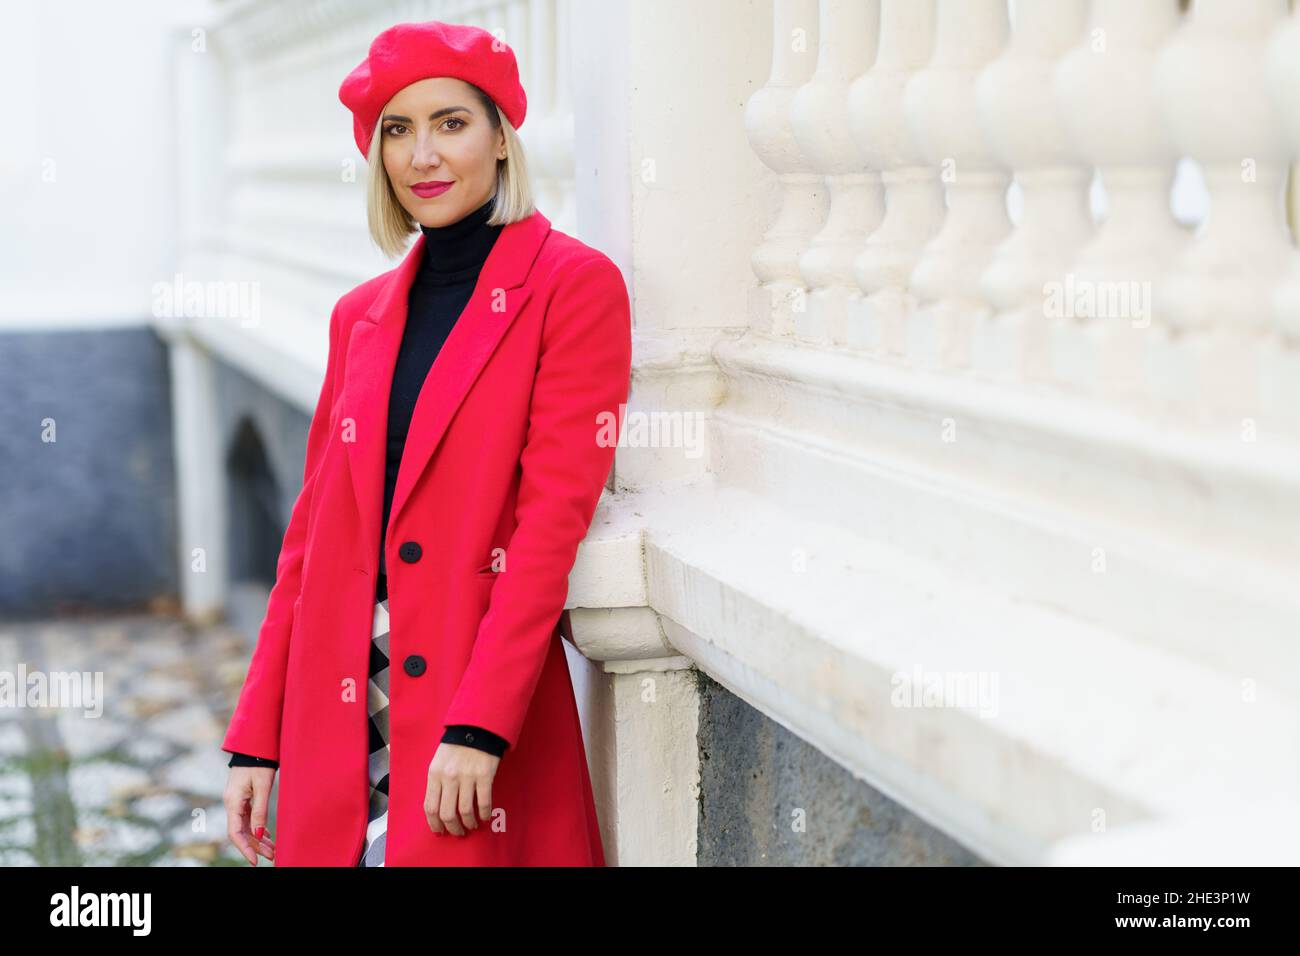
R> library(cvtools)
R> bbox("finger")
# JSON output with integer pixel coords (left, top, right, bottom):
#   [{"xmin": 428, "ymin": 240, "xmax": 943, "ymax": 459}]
[
  {"xmin": 425, "ymin": 773, "xmax": 445, "ymax": 834},
  {"xmin": 440, "ymin": 778, "xmax": 466, "ymax": 836},
  {"xmin": 476, "ymin": 776, "xmax": 493, "ymax": 825},
  {"xmin": 225, "ymin": 789, "xmax": 258, "ymax": 866},
  {"xmin": 230, "ymin": 828, "xmax": 257, "ymax": 865},
  {"xmin": 249, "ymin": 779, "xmax": 275, "ymax": 860},
  {"xmin": 250, "ymin": 828, "xmax": 274, "ymax": 859},
  {"xmin": 458, "ymin": 777, "xmax": 477, "ymax": 831}
]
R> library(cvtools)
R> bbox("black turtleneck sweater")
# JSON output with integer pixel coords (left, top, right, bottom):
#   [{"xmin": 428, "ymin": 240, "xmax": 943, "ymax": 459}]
[
  {"xmin": 376, "ymin": 195, "xmax": 504, "ymax": 584},
  {"xmin": 228, "ymin": 196, "xmax": 510, "ymax": 771}
]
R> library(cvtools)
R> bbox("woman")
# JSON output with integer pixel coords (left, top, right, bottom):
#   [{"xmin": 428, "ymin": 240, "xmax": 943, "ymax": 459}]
[{"xmin": 220, "ymin": 20, "xmax": 630, "ymax": 867}]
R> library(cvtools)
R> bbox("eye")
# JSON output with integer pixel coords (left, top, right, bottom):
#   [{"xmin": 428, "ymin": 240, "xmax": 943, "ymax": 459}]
[
  {"xmin": 442, "ymin": 117, "xmax": 466, "ymax": 131},
  {"xmin": 383, "ymin": 123, "xmax": 408, "ymax": 136}
]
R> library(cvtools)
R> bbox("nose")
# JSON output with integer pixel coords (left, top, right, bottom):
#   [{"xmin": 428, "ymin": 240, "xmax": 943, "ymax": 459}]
[{"xmin": 411, "ymin": 133, "xmax": 441, "ymax": 169}]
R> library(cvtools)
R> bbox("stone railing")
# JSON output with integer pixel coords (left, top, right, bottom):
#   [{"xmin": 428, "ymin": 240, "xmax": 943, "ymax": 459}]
[
  {"xmin": 712, "ymin": 0, "xmax": 1300, "ymax": 863},
  {"xmin": 575, "ymin": 0, "xmax": 1300, "ymax": 865},
  {"xmin": 748, "ymin": 0, "xmax": 1300, "ymax": 420}
]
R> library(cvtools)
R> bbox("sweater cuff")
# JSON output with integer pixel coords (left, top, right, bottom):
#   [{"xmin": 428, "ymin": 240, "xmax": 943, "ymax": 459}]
[
  {"xmin": 441, "ymin": 724, "xmax": 508, "ymax": 757},
  {"xmin": 227, "ymin": 750, "xmax": 280, "ymax": 769}
]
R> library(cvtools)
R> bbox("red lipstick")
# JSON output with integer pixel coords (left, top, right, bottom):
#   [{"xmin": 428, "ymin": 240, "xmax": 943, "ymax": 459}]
[{"xmin": 411, "ymin": 180, "xmax": 453, "ymax": 198}]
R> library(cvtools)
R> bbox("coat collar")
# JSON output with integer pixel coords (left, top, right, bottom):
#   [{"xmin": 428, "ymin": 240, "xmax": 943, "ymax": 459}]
[{"xmin": 338, "ymin": 207, "xmax": 551, "ymax": 574}]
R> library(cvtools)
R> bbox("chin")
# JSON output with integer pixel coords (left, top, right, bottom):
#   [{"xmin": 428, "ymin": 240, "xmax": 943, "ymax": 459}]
[
  {"xmin": 411, "ymin": 208, "xmax": 457, "ymax": 229},
  {"xmin": 412, "ymin": 209, "xmax": 437, "ymax": 223}
]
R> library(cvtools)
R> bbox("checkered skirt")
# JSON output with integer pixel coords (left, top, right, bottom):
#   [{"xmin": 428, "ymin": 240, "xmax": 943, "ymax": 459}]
[{"xmin": 356, "ymin": 594, "xmax": 391, "ymax": 866}]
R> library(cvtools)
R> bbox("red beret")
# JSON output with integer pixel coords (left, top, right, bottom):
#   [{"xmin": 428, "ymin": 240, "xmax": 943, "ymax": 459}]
[{"xmin": 338, "ymin": 20, "xmax": 527, "ymax": 159}]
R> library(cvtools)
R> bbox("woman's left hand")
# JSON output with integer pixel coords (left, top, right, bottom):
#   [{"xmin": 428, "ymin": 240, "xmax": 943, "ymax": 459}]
[{"xmin": 425, "ymin": 744, "xmax": 501, "ymax": 836}]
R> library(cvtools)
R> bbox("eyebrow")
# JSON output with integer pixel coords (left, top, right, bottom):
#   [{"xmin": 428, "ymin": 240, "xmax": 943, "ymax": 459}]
[{"xmin": 381, "ymin": 106, "xmax": 472, "ymax": 123}]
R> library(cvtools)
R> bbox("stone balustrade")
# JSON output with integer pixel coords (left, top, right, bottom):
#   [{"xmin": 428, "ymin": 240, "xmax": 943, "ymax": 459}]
[{"xmin": 719, "ymin": 0, "xmax": 1300, "ymax": 863}]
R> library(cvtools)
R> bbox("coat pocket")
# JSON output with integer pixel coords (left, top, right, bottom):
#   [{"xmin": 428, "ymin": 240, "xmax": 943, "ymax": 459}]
[{"xmin": 476, "ymin": 547, "xmax": 507, "ymax": 577}]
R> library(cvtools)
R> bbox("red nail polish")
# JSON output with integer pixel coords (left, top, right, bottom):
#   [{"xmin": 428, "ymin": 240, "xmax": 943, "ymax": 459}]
[{"xmin": 254, "ymin": 825, "xmax": 265, "ymax": 839}]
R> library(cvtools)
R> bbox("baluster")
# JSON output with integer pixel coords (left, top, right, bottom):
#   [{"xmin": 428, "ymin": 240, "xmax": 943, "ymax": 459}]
[
  {"xmin": 1053, "ymin": 0, "xmax": 1185, "ymax": 406},
  {"xmin": 971, "ymin": 0, "xmax": 1092, "ymax": 386},
  {"xmin": 790, "ymin": 0, "xmax": 882, "ymax": 347},
  {"xmin": 746, "ymin": 0, "xmax": 826, "ymax": 337},
  {"xmin": 903, "ymin": 0, "xmax": 1011, "ymax": 370},
  {"xmin": 1152, "ymin": 0, "xmax": 1291, "ymax": 423},
  {"xmin": 846, "ymin": 0, "xmax": 941, "ymax": 357}
]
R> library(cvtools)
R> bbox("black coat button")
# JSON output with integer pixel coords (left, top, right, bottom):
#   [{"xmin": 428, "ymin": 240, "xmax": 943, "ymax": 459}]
[
  {"xmin": 465, "ymin": 732, "xmax": 475, "ymax": 743},
  {"xmin": 403, "ymin": 654, "xmax": 426, "ymax": 677},
  {"xmin": 399, "ymin": 541, "xmax": 422, "ymax": 563}
]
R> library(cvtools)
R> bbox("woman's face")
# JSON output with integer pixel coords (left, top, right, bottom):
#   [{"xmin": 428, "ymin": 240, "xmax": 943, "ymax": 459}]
[{"xmin": 380, "ymin": 77, "xmax": 505, "ymax": 228}]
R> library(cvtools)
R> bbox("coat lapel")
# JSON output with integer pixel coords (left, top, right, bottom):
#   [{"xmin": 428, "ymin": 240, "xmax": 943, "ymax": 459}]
[{"xmin": 337, "ymin": 207, "xmax": 551, "ymax": 574}]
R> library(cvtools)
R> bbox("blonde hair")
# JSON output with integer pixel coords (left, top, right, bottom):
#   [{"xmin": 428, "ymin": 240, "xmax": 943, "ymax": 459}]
[{"xmin": 366, "ymin": 84, "xmax": 535, "ymax": 258}]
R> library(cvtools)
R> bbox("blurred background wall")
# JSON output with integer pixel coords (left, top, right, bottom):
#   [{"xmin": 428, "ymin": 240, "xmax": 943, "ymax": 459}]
[{"xmin": 0, "ymin": 2, "xmax": 190, "ymax": 612}]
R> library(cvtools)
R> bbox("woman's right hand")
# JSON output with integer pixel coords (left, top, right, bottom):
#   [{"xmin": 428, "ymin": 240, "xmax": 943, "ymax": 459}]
[{"xmin": 224, "ymin": 767, "xmax": 277, "ymax": 865}]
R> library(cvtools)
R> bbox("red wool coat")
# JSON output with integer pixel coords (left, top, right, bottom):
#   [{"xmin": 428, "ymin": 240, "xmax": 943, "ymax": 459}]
[{"xmin": 221, "ymin": 208, "xmax": 630, "ymax": 866}]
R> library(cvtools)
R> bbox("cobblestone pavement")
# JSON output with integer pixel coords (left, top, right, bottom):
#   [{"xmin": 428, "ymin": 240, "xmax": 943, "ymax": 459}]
[{"xmin": 0, "ymin": 608, "xmax": 270, "ymax": 866}]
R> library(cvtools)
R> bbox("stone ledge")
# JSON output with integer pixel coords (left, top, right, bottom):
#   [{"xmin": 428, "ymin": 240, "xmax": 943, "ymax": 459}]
[
  {"xmin": 581, "ymin": 481, "xmax": 1300, "ymax": 865},
  {"xmin": 708, "ymin": 333, "xmax": 1300, "ymax": 693}
]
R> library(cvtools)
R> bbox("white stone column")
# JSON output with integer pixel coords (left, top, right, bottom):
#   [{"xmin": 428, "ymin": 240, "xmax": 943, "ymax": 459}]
[
  {"xmin": 790, "ymin": 0, "xmax": 882, "ymax": 346},
  {"xmin": 746, "ymin": 0, "xmax": 825, "ymax": 338},
  {"xmin": 1053, "ymin": 0, "xmax": 1185, "ymax": 405},
  {"xmin": 972, "ymin": 0, "xmax": 1092, "ymax": 386},
  {"xmin": 570, "ymin": 0, "xmax": 776, "ymax": 865},
  {"xmin": 1153, "ymin": 0, "xmax": 1291, "ymax": 423},
  {"xmin": 168, "ymin": 340, "xmax": 228, "ymax": 624},
  {"xmin": 903, "ymin": 0, "xmax": 1011, "ymax": 369},
  {"xmin": 170, "ymin": 14, "xmax": 228, "ymax": 622},
  {"xmin": 846, "ymin": 0, "xmax": 942, "ymax": 357},
  {"xmin": 571, "ymin": 613, "xmax": 700, "ymax": 867}
]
